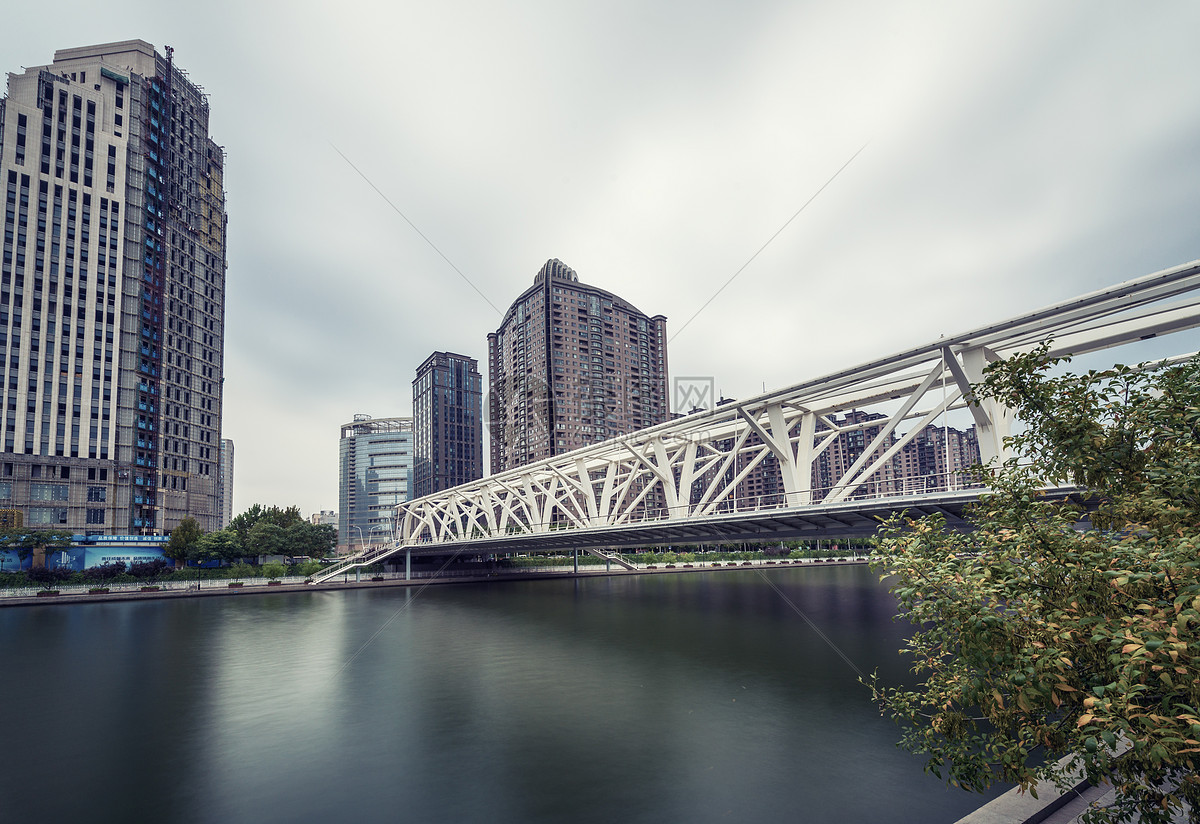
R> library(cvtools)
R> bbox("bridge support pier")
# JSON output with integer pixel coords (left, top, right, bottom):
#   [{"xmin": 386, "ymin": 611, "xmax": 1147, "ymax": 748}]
[
  {"xmin": 573, "ymin": 548, "xmax": 578, "ymax": 573},
  {"xmin": 405, "ymin": 550, "xmax": 411, "ymax": 581},
  {"xmin": 355, "ymin": 567, "xmax": 360, "ymax": 583}
]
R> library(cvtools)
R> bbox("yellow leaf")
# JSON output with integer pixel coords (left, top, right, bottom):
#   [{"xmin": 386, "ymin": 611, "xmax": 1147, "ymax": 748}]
[{"xmin": 1077, "ymin": 713, "xmax": 1095, "ymax": 728}]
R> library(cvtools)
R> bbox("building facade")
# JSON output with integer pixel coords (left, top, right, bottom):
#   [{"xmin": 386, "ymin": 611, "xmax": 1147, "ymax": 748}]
[
  {"xmin": 413, "ymin": 351, "xmax": 482, "ymax": 498},
  {"xmin": 217, "ymin": 437, "xmax": 233, "ymax": 527},
  {"xmin": 338, "ymin": 415, "xmax": 412, "ymax": 551},
  {"xmin": 0, "ymin": 41, "xmax": 226, "ymax": 534},
  {"xmin": 487, "ymin": 259, "xmax": 669, "ymax": 472},
  {"xmin": 310, "ymin": 509, "xmax": 337, "ymax": 528}
]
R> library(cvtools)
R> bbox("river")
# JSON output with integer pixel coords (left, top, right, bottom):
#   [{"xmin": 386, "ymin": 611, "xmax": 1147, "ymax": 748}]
[{"xmin": 0, "ymin": 564, "xmax": 1002, "ymax": 823}]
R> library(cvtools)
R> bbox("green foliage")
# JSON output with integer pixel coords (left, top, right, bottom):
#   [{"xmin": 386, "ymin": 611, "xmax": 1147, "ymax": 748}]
[
  {"xmin": 261, "ymin": 562, "xmax": 287, "ymax": 580},
  {"xmin": 246, "ymin": 522, "xmax": 287, "ymax": 558},
  {"xmin": 194, "ymin": 528, "xmax": 243, "ymax": 564},
  {"xmin": 0, "ymin": 528, "xmax": 74, "ymax": 561},
  {"xmin": 284, "ymin": 521, "xmax": 337, "ymax": 557},
  {"xmin": 164, "ymin": 516, "xmax": 203, "ymax": 563},
  {"xmin": 26, "ymin": 565, "xmax": 73, "ymax": 589},
  {"xmin": 228, "ymin": 562, "xmax": 256, "ymax": 581},
  {"xmin": 293, "ymin": 560, "xmax": 322, "ymax": 577},
  {"xmin": 228, "ymin": 504, "xmax": 303, "ymax": 545},
  {"xmin": 869, "ymin": 349, "xmax": 1200, "ymax": 824}
]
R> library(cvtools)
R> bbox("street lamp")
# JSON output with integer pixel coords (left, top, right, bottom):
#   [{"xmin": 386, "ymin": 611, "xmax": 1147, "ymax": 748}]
[
  {"xmin": 368, "ymin": 524, "xmax": 391, "ymax": 550},
  {"xmin": 350, "ymin": 525, "xmax": 365, "ymax": 555}
]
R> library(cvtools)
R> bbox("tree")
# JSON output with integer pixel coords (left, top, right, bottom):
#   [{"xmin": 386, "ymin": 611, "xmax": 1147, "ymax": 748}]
[
  {"xmin": 194, "ymin": 528, "xmax": 243, "ymax": 565},
  {"xmin": 869, "ymin": 348, "xmax": 1200, "ymax": 823},
  {"xmin": 26, "ymin": 565, "xmax": 74, "ymax": 589},
  {"xmin": 228, "ymin": 504, "xmax": 303, "ymax": 545},
  {"xmin": 245, "ymin": 521, "xmax": 287, "ymax": 559},
  {"xmin": 164, "ymin": 516, "xmax": 203, "ymax": 568},
  {"xmin": 0, "ymin": 528, "xmax": 74, "ymax": 568},
  {"xmin": 309, "ymin": 523, "xmax": 338, "ymax": 556}
]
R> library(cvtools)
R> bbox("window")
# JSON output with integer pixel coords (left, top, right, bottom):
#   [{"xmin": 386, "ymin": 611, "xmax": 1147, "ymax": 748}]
[
  {"xmin": 30, "ymin": 482, "xmax": 69, "ymax": 501},
  {"xmin": 87, "ymin": 486, "xmax": 106, "ymax": 502},
  {"xmin": 86, "ymin": 508, "xmax": 104, "ymax": 524},
  {"xmin": 28, "ymin": 507, "xmax": 67, "ymax": 525}
]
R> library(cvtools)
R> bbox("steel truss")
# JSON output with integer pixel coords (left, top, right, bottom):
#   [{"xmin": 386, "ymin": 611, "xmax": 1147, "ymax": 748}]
[{"xmin": 311, "ymin": 260, "xmax": 1200, "ymax": 583}]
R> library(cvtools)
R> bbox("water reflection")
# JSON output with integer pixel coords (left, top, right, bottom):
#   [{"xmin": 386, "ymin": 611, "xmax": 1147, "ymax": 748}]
[{"xmin": 0, "ymin": 566, "xmax": 1000, "ymax": 823}]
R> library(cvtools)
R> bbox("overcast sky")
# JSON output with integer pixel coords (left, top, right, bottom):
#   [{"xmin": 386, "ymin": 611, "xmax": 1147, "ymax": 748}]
[{"xmin": 4, "ymin": 1, "xmax": 1199, "ymax": 517}]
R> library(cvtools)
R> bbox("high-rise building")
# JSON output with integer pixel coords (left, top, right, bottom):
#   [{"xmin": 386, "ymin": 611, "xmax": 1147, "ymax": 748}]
[
  {"xmin": 487, "ymin": 259, "xmax": 668, "ymax": 472},
  {"xmin": 0, "ymin": 41, "xmax": 226, "ymax": 534},
  {"xmin": 338, "ymin": 414, "xmax": 412, "ymax": 551},
  {"xmin": 413, "ymin": 351, "xmax": 482, "ymax": 498},
  {"xmin": 217, "ymin": 438, "xmax": 234, "ymax": 527}
]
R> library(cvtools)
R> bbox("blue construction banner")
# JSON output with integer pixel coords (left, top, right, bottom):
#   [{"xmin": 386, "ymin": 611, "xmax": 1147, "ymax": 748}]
[
  {"xmin": 80, "ymin": 546, "xmax": 168, "ymax": 570},
  {"xmin": 0, "ymin": 539, "xmax": 169, "ymax": 572},
  {"xmin": 43, "ymin": 548, "xmax": 89, "ymax": 571},
  {"xmin": 0, "ymin": 549, "xmax": 30, "ymax": 571},
  {"xmin": 42, "ymin": 546, "xmax": 168, "ymax": 571}
]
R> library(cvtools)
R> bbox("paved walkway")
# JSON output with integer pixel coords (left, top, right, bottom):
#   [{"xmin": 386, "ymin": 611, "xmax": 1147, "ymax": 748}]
[{"xmin": 0, "ymin": 557, "xmax": 870, "ymax": 608}]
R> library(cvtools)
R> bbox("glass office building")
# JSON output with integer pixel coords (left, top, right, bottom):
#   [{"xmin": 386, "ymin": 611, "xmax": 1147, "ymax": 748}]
[
  {"xmin": 338, "ymin": 415, "xmax": 412, "ymax": 551},
  {"xmin": 413, "ymin": 351, "xmax": 482, "ymax": 499}
]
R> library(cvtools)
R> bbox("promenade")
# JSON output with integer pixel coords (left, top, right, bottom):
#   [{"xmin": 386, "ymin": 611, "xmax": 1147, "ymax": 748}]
[{"xmin": 0, "ymin": 556, "xmax": 869, "ymax": 608}]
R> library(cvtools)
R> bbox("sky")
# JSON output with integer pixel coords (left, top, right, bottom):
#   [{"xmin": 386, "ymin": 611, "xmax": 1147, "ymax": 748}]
[{"xmin": 3, "ymin": 1, "xmax": 1199, "ymax": 517}]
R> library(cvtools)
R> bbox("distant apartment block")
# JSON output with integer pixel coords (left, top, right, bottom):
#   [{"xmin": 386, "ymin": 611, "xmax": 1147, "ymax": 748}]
[
  {"xmin": 488, "ymin": 259, "xmax": 668, "ymax": 472},
  {"xmin": 805, "ymin": 413, "xmax": 979, "ymax": 499},
  {"xmin": 310, "ymin": 509, "xmax": 337, "ymax": 528},
  {"xmin": 696, "ymin": 409, "xmax": 982, "ymax": 511},
  {"xmin": 338, "ymin": 415, "xmax": 412, "ymax": 551},
  {"xmin": 0, "ymin": 41, "xmax": 227, "ymax": 534},
  {"xmin": 413, "ymin": 351, "xmax": 482, "ymax": 498}
]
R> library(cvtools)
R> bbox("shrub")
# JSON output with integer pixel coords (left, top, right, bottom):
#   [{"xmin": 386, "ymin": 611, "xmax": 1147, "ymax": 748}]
[
  {"xmin": 85, "ymin": 561, "xmax": 128, "ymax": 581},
  {"xmin": 27, "ymin": 566, "xmax": 74, "ymax": 588},
  {"xmin": 294, "ymin": 560, "xmax": 322, "ymax": 577},
  {"xmin": 129, "ymin": 559, "xmax": 171, "ymax": 579},
  {"xmin": 228, "ymin": 562, "xmax": 256, "ymax": 580}
]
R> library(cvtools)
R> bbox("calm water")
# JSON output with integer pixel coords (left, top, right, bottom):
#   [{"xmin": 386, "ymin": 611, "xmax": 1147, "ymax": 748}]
[{"xmin": 0, "ymin": 565, "xmax": 1000, "ymax": 823}]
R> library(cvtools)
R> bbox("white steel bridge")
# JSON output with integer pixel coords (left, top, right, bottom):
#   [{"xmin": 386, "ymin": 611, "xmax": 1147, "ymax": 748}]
[{"xmin": 312, "ymin": 259, "xmax": 1200, "ymax": 584}]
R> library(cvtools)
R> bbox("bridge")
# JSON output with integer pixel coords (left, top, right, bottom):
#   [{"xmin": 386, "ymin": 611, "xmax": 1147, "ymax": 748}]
[{"xmin": 311, "ymin": 259, "xmax": 1200, "ymax": 584}]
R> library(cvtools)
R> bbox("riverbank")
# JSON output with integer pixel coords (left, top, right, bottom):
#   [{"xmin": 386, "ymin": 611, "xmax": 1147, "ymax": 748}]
[{"xmin": 0, "ymin": 556, "xmax": 871, "ymax": 608}]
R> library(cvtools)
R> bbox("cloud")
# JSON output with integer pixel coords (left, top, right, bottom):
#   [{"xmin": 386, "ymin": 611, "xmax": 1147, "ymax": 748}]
[{"xmin": 3, "ymin": 0, "xmax": 1199, "ymax": 515}]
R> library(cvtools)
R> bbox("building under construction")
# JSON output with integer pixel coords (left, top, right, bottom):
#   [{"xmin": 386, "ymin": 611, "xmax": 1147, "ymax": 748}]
[{"xmin": 0, "ymin": 40, "xmax": 227, "ymax": 534}]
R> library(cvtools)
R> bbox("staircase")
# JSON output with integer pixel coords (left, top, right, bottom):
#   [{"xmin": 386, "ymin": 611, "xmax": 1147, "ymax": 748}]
[
  {"xmin": 582, "ymin": 547, "xmax": 637, "ymax": 570},
  {"xmin": 309, "ymin": 541, "xmax": 406, "ymax": 585}
]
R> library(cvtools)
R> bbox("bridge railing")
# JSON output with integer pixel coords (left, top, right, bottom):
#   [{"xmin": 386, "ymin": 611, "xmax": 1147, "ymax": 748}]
[{"xmin": 309, "ymin": 540, "xmax": 403, "ymax": 584}]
